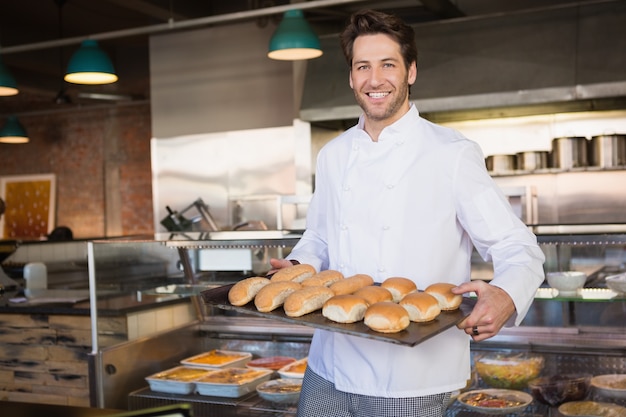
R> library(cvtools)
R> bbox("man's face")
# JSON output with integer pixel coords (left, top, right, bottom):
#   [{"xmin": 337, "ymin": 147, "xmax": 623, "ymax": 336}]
[{"xmin": 349, "ymin": 34, "xmax": 417, "ymax": 126}]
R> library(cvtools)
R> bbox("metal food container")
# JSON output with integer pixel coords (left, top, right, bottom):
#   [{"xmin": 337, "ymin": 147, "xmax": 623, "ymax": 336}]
[
  {"xmin": 589, "ymin": 134, "xmax": 626, "ymax": 168},
  {"xmin": 485, "ymin": 154, "xmax": 516, "ymax": 174},
  {"xmin": 550, "ymin": 136, "xmax": 588, "ymax": 169},
  {"xmin": 516, "ymin": 151, "xmax": 549, "ymax": 171}
]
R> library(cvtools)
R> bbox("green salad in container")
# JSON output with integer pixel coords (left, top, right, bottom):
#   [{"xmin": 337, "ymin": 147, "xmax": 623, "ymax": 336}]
[{"xmin": 475, "ymin": 352, "xmax": 544, "ymax": 389}]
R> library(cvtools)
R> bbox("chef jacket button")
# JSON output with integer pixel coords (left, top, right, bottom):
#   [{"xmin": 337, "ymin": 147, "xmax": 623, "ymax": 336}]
[
  {"xmin": 383, "ymin": 225, "xmax": 390, "ymax": 230},
  {"xmin": 386, "ymin": 184, "xmax": 394, "ymax": 189},
  {"xmin": 341, "ymin": 225, "xmax": 347, "ymax": 231},
  {"xmin": 343, "ymin": 186, "xmax": 350, "ymax": 191},
  {"xmin": 377, "ymin": 267, "xmax": 385, "ymax": 273}
]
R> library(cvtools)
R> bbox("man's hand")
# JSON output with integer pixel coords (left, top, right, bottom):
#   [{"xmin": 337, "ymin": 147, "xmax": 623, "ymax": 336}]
[
  {"xmin": 266, "ymin": 258, "xmax": 296, "ymax": 277},
  {"xmin": 452, "ymin": 280, "xmax": 515, "ymax": 342}
]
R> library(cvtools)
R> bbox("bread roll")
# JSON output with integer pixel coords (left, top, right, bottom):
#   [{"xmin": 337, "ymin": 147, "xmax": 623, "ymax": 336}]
[
  {"xmin": 364, "ymin": 302, "xmax": 410, "ymax": 333},
  {"xmin": 254, "ymin": 281, "xmax": 302, "ymax": 312},
  {"xmin": 329, "ymin": 274, "xmax": 374, "ymax": 296},
  {"xmin": 424, "ymin": 283, "xmax": 462, "ymax": 311},
  {"xmin": 399, "ymin": 292, "xmax": 441, "ymax": 322},
  {"xmin": 301, "ymin": 269, "xmax": 344, "ymax": 287},
  {"xmin": 322, "ymin": 295, "xmax": 368, "ymax": 323},
  {"xmin": 284, "ymin": 286, "xmax": 335, "ymax": 317},
  {"xmin": 381, "ymin": 277, "xmax": 418, "ymax": 302},
  {"xmin": 271, "ymin": 263, "xmax": 317, "ymax": 283},
  {"xmin": 228, "ymin": 276, "xmax": 271, "ymax": 306},
  {"xmin": 353, "ymin": 285, "xmax": 393, "ymax": 306}
]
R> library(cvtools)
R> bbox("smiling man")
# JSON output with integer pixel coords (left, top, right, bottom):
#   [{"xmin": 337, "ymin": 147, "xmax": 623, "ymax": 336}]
[
  {"xmin": 349, "ymin": 33, "xmax": 416, "ymax": 140},
  {"xmin": 269, "ymin": 9, "xmax": 545, "ymax": 417}
]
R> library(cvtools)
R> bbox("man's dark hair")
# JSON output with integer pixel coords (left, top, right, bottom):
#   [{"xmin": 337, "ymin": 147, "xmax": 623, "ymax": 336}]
[{"xmin": 339, "ymin": 9, "xmax": 418, "ymax": 72}]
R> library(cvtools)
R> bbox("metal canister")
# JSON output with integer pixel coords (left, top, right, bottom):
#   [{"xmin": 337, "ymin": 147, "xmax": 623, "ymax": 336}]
[
  {"xmin": 589, "ymin": 134, "xmax": 626, "ymax": 168},
  {"xmin": 516, "ymin": 151, "xmax": 549, "ymax": 171},
  {"xmin": 550, "ymin": 136, "xmax": 588, "ymax": 169},
  {"xmin": 485, "ymin": 154, "xmax": 516, "ymax": 174}
]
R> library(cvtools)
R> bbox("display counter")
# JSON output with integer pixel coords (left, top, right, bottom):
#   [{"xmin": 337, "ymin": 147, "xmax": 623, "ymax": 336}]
[
  {"xmin": 4, "ymin": 230, "xmax": 623, "ymax": 415},
  {"xmin": 0, "ymin": 237, "xmax": 201, "ymax": 408},
  {"xmin": 115, "ymin": 230, "xmax": 626, "ymax": 416}
]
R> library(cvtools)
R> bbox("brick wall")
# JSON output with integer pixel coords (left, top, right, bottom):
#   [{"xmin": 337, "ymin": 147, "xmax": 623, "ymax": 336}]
[{"xmin": 0, "ymin": 103, "xmax": 154, "ymax": 239}]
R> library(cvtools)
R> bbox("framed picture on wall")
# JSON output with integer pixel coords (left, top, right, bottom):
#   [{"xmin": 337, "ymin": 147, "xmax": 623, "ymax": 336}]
[{"xmin": 0, "ymin": 174, "xmax": 56, "ymax": 240}]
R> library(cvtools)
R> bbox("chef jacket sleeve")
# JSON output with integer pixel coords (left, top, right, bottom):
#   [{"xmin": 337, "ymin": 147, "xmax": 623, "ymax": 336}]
[{"xmin": 453, "ymin": 142, "xmax": 546, "ymax": 326}]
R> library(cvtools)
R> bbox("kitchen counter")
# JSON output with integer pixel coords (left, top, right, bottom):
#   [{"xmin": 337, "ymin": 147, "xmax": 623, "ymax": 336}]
[{"xmin": 0, "ymin": 287, "xmax": 193, "ymax": 316}]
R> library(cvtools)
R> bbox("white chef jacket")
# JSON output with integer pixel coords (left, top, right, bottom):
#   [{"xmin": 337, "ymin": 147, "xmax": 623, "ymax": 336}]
[{"xmin": 287, "ymin": 104, "xmax": 545, "ymax": 398}]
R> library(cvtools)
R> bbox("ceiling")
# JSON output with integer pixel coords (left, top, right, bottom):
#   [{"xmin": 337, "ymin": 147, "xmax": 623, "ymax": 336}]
[{"xmin": 0, "ymin": 0, "xmax": 598, "ymax": 116}]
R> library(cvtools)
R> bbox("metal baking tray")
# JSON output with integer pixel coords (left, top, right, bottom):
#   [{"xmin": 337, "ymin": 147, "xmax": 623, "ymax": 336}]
[{"xmin": 201, "ymin": 284, "xmax": 476, "ymax": 347}]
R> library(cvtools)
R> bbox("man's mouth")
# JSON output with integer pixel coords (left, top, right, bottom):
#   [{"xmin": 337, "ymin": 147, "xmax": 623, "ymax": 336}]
[{"xmin": 367, "ymin": 92, "xmax": 389, "ymax": 99}]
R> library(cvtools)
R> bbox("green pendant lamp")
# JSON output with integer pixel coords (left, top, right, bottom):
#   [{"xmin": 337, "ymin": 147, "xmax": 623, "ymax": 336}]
[
  {"xmin": 268, "ymin": 9, "xmax": 322, "ymax": 61},
  {"xmin": 64, "ymin": 39, "xmax": 118, "ymax": 85},
  {"xmin": 0, "ymin": 55, "xmax": 19, "ymax": 96},
  {"xmin": 0, "ymin": 116, "xmax": 29, "ymax": 144}
]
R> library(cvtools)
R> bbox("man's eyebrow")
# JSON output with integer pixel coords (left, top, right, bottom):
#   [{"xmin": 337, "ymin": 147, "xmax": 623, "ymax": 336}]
[{"xmin": 353, "ymin": 57, "xmax": 399, "ymax": 65}]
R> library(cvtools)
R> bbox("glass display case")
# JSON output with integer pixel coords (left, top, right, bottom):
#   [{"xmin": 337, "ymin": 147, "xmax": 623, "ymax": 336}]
[
  {"xmin": 86, "ymin": 231, "xmax": 626, "ymax": 415},
  {"xmin": 87, "ymin": 231, "xmax": 303, "ymax": 409}
]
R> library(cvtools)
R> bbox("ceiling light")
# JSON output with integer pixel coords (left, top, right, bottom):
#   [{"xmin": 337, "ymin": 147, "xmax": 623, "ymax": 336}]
[
  {"xmin": 268, "ymin": 9, "xmax": 322, "ymax": 61},
  {"xmin": 0, "ymin": 116, "xmax": 29, "ymax": 144},
  {"xmin": 64, "ymin": 39, "xmax": 118, "ymax": 85},
  {"xmin": 0, "ymin": 55, "xmax": 19, "ymax": 96}
]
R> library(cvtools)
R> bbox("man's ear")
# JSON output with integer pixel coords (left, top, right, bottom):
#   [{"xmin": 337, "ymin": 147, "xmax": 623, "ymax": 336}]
[
  {"xmin": 349, "ymin": 70, "xmax": 353, "ymax": 89},
  {"xmin": 408, "ymin": 61, "xmax": 417, "ymax": 85}
]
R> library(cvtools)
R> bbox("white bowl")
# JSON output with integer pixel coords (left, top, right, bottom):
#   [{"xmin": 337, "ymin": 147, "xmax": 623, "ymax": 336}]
[
  {"xmin": 277, "ymin": 357, "xmax": 307, "ymax": 379},
  {"xmin": 256, "ymin": 378, "xmax": 302, "ymax": 404},
  {"xmin": 546, "ymin": 271, "xmax": 586, "ymax": 296},
  {"xmin": 457, "ymin": 389, "xmax": 533, "ymax": 415},
  {"xmin": 591, "ymin": 374, "xmax": 626, "ymax": 400},
  {"xmin": 605, "ymin": 273, "xmax": 626, "ymax": 294}
]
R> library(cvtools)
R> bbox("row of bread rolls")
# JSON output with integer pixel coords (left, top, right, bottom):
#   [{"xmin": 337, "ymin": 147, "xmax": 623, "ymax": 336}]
[
  {"xmin": 228, "ymin": 264, "xmax": 337, "ymax": 315},
  {"xmin": 227, "ymin": 264, "xmax": 463, "ymax": 334}
]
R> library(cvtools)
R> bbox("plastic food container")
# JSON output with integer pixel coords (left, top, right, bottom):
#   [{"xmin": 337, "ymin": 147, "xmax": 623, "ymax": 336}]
[
  {"xmin": 474, "ymin": 352, "xmax": 544, "ymax": 389},
  {"xmin": 528, "ymin": 374, "xmax": 592, "ymax": 406}
]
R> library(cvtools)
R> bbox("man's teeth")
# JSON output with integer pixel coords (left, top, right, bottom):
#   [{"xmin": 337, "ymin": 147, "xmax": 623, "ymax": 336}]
[{"xmin": 368, "ymin": 92, "xmax": 389, "ymax": 98}]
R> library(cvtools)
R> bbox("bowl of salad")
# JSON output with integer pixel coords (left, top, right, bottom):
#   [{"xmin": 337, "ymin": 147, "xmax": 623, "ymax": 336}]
[{"xmin": 475, "ymin": 352, "xmax": 544, "ymax": 390}]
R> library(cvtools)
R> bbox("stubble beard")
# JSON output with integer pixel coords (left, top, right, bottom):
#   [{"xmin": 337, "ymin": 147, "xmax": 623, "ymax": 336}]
[{"xmin": 354, "ymin": 78, "xmax": 410, "ymax": 123}]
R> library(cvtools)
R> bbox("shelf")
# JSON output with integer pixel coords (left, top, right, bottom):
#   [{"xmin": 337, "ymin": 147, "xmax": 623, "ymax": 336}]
[{"xmin": 535, "ymin": 287, "xmax": 626, "ymax": 301}]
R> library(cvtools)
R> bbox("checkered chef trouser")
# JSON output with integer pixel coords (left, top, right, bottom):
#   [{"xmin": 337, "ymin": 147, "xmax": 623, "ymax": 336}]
[{"xmin": 296, "ymin": 367, "xmax": 451, "ymax": 417}]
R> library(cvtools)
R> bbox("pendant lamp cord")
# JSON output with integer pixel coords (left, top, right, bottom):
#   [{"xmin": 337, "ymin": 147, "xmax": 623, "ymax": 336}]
[{"xmin": 56, "ymin": 0, "xmax": 66, "ymax": 77}]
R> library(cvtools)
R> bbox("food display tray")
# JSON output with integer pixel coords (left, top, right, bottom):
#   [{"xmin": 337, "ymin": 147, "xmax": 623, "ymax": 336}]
[
  {"xmin": 145, "ymin": 366, "xmax": 214, "ymax": 395},
  {"xmin": 181, "ymin": 350, "xmax": 252, "ymax": 369},
  {"xmin": 194, "ymin": 368, "xmax": 273, "ymax": 398},
  {"xmin": 201, "ymin": 284, "xmax": 476, "ymax": 347}
]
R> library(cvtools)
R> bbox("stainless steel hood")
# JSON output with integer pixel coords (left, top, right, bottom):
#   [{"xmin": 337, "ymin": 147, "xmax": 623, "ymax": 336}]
[{"xmin": 300, "ymin": 0, "xmax": 626, "ymax": 123}]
